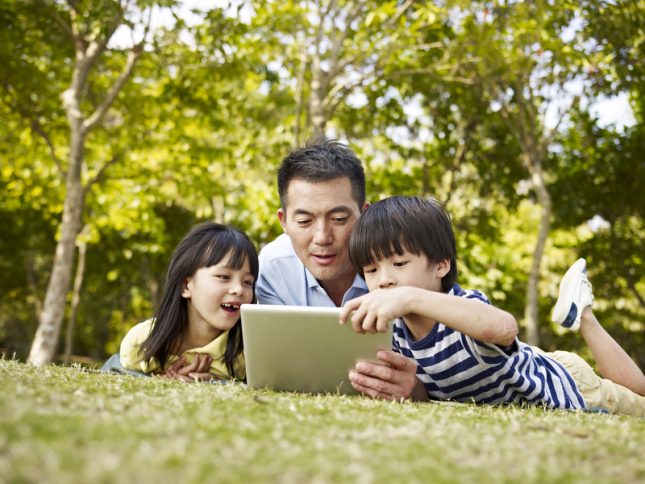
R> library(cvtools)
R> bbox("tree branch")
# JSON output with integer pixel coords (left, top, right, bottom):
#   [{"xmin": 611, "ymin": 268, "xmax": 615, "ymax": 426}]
[
  {"xmin": 30, "ymin": 120, "xmax": 65, "ymax": 177},
  {"xmin": 83, "ymin": 153, "xmax": 119, "ymax": 191}
]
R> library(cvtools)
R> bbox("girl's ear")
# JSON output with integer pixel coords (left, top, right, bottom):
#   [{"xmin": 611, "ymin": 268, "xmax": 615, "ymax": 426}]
[
  {"xmin": 181, "ymin": 277, "xmax": 192, "ymax": 299},
  {"xmin": 435, "ymin": 259, "xmax": 451, "ymax": 278}
]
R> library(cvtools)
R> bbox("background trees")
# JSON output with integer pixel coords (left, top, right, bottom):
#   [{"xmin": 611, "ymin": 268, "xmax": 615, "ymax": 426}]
[{"xmin": 1, "ymin": 0, "xmax": 642, "ymax": 367}]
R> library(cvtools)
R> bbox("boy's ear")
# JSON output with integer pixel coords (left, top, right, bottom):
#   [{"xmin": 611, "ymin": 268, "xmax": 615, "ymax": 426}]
[{"xmin": 435, "ymin": 259, "xmax": 451, "ymax": 278}]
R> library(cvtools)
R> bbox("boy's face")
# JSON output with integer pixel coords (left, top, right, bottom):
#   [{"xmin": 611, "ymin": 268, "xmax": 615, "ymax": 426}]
[{"xmin": 362, "ymin": 250, "xmax": 448, "ymax": 293}]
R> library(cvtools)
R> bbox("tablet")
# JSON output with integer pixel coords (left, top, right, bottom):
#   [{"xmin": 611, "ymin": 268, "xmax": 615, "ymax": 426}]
[{"xmin": 241, "ymin": 304, "xmax": 392, "ymax": 395}]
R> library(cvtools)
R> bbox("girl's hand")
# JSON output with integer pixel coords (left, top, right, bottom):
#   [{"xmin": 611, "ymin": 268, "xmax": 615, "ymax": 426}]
[
  {"xmin": 339, "ymin": 288, "xmax": 409, "ymax": 334},
  {"xmin": 163, "ymin": 354, "xmax": 213, "ymax": 382}
]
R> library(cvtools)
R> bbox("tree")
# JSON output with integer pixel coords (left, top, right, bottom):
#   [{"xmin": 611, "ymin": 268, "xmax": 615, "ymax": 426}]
[{"xmin": 26, "ymin": 0, "xmax": 158, "ymax": 364}]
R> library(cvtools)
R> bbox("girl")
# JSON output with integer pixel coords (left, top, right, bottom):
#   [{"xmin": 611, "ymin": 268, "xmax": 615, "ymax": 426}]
[{"xmin": 118, "ymin": 222, "xmax": 258, "ymax": 382}]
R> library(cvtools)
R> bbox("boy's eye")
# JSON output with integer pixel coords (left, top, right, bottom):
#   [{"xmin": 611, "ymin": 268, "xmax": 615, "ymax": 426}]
[
  {"xmin": 363, "ymin": 267, "xmax": 377, "ymax": 274},
  {"xmin": 394, "ymin": 261, "xmax": 409, "ymax": 267}
]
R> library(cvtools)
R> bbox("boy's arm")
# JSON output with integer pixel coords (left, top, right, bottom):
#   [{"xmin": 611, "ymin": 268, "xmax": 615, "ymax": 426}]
[{"xmin": 340, "ymin": 286, "xmax": 518, "ymax": 346}]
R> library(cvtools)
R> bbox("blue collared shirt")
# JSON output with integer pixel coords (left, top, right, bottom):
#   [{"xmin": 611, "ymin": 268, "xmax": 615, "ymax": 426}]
[{"xmin": 256, "ymin": 233, "xmax": 368, "ymax": 307}]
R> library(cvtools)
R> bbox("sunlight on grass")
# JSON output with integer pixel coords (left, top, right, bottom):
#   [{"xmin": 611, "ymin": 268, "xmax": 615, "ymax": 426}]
[{"xmin": 1, "ymin": 359, "xmax": 643, "ymax": 483}]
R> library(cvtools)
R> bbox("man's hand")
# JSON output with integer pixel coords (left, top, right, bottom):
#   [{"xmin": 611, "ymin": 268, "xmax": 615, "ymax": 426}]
[
  {"xmin": 348, "ymin": 350, "xmax": 427, "ymax": 401},
  {"xmin": 339, "ymin": 288, "xmax": 410, "ymax": 334},
  {"xmin": 163, "ymin": 354, "xmax": 214, "ymax": 382}
]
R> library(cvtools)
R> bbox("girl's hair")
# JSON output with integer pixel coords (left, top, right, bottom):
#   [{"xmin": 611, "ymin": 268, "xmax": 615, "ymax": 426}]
[
  {"xmin": 141, "ymin": 222, "xmax": 258, "ymax": 377},
  {"xmin": 349, "ymin": 196, "xmax": 457, "ymax": 292}
]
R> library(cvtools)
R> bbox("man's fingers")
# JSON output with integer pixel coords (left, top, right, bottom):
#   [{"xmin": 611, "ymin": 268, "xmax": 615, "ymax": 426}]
[{"xmin": 376, "ymin": 350, "xmax": 417, "ymax": 371}]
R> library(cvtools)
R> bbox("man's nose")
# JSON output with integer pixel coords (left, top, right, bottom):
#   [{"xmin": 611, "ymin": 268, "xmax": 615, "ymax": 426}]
[{"xmin": 312, "ymin": 221, "xmax": 333, "ymax": 245}]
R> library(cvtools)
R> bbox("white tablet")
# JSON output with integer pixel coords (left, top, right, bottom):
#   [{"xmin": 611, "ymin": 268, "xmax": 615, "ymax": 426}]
[{"xmin": 241, "ymin": 304, "xmax": 392, "ymax": 395}]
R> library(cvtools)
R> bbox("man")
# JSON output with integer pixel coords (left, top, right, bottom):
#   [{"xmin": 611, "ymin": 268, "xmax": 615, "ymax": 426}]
[
  {"xmin": 256, "ymin": 139, "xmax": 424, "ymax": 401},
  {"xmin": 256, "ymin": 139, "xmax": 369, "ymax": 307}
]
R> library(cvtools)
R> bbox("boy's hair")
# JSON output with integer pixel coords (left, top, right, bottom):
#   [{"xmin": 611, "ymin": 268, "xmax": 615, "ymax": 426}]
[
  {"xmin": 349, "ymin": 196, "xmax": 458, "ymax": 292},
  {"xmin": 277, "ymin": 138, "xmax": 366, "ymax": 210},
  {"xmin": 141, "ymin": 222, "xmax": 259, "ymax": 377}
]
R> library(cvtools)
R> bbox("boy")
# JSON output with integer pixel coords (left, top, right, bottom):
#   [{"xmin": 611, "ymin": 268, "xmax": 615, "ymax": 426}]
[{"xmin": 339, "ymin": 196, "xmax": 645, "ymax": 416}]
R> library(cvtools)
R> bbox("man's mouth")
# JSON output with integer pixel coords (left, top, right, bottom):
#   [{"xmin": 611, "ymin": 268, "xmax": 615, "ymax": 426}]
[{"xmin": 311, "ymin": 253, "xmax": 336, "ymax": 265}]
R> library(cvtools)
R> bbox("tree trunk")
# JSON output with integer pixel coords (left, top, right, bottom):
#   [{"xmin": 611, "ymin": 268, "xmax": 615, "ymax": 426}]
[
  {"xmin": 28, "ymin": 125, "xmax": 85, "ymax": 365},
  {"xmin": 310, "ymin": 53, "xmax": 327, "ymax": 139},
  {"xmin": 523, "ymin": 159, "xmax": 552, "ymax": 347},
  {"xmin": 64, "ymin": 237, "xmax": 87, "ymax": 362}
]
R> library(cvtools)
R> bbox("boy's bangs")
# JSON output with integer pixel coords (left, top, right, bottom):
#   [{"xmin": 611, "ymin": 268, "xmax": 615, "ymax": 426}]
[{"xmin": 351, "ymin": 220, "xmax": 418, "ymax": 269}]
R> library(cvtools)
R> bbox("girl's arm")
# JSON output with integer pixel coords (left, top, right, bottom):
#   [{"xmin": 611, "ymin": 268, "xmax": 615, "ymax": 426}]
[{"xmin": 340, "ymin": 286, "xmax": 518, "ymax": 346}]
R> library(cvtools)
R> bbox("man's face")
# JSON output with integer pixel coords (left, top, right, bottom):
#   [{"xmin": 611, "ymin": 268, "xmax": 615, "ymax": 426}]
[{"xmin": 279, "ymin": 177, "xmax": 365, "ymax": 290}]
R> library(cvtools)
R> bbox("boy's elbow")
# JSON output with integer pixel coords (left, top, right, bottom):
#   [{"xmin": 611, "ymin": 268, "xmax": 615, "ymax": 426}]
[{"xmin": 497, "ymin": 313, "xmax": 518, "ymax": 346}]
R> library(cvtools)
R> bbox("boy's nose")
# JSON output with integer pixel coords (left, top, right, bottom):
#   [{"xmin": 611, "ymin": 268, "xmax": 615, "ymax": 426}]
[{"xmin": 378, "ymin": 273, "xmax": 397, "ymax": 289}]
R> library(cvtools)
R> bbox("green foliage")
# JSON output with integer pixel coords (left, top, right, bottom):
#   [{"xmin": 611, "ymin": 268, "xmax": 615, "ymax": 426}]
[{"xmin": 0, "ymin": 0, "xmax": 642, "ymax": 367}]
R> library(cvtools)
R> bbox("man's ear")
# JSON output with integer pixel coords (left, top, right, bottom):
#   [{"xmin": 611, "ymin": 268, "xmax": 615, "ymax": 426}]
[
  {"xmin": 435, "ymin": 259, "xmax": 451, "ymax": 278},
  {"xmin": 361, "ymin": 201, "xmax": 370, "ymax": 213},
  {"xmin": 277, "ymin": 208, "xmax": 287, "ymax": 233}
]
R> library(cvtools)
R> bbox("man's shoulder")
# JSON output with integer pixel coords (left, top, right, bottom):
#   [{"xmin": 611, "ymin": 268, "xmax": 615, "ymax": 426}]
[{"xmin": 259, "ymin": 233, "xmax": 298, "ymax": 263}]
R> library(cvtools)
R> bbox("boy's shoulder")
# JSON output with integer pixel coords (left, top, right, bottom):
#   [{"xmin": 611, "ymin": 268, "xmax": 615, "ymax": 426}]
[{"xmin": 449, "ymin": 283, "xmax": 491, "ymax": 305}]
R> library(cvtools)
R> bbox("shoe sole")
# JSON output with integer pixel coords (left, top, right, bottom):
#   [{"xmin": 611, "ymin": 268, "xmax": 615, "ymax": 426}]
[{"xmin": 551, "ymin": 258, "xmax": 586, "ymax": 326}]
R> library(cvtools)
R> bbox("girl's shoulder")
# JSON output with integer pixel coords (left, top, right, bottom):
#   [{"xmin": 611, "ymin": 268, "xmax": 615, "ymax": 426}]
[{"xmin": 120, "ymin": 318, "xmax": 156, "ymax": 373}]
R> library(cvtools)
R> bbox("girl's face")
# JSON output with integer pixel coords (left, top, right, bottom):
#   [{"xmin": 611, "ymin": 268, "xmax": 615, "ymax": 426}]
[{"xmin": 182, "ymin": 251, "xmax": 255, "ymax": 338}]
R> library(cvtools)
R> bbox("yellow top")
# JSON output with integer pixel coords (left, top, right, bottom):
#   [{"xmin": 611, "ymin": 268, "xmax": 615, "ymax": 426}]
[{"xmin": 119, "ymin": 319, "xmax": 245, "ymax": 380}]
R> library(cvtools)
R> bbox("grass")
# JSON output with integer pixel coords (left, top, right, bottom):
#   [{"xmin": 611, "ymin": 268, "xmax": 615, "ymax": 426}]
[{"xmin": 1, "ymin": 359, "xmax": 643, "ymax": 484}]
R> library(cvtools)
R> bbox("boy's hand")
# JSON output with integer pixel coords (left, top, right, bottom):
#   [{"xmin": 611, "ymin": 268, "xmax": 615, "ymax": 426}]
[
  {"xmin": 339, "ymin": 288, "xmax": 408, "ymax": 333},
  {"xmin": 348, "ymin": 350, "xmax": 427, "ymax": 401}
]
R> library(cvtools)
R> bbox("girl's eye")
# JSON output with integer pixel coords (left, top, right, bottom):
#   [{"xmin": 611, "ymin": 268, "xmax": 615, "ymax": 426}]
[
  {"xmin": 394, "ymin": 261, "xmax": 409, "ymax": 267},
  {"xmin": 243, "ymin": 279, "xmax": 254, "ymax": 287},
  {"xmin": 216, "ymin": 274, "xmax": 231, "ymax": 280},
  {"xmin": 363, "ymin": 267, "xmax": 377, "ymax": 274}
]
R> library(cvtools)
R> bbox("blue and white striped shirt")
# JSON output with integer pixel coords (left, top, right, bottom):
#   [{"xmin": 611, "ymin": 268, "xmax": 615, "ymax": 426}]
[{"xmin": 393, "ymin": 284, "xmax": 586, "ymax": 410}]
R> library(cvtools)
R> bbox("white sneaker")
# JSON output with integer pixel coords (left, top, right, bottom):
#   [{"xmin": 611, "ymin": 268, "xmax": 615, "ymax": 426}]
[{"xmin": 551, "ymin": 258, "xmax": 594, "ymax": 331}]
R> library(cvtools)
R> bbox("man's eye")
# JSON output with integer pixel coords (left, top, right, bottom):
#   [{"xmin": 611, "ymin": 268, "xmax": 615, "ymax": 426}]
[
  {"xmin": 332, "ymin": 216, "xmax": 348, "ymax": 224},
  {"xmin": 295, "ymin": 219, "xmax": 311, "ymax": 225}
]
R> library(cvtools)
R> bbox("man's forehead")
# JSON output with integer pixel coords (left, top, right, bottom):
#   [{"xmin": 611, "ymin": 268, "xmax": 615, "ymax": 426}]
[{"xmin": 284, "ymin": 177, "xmax": 359, "ymax": 210}]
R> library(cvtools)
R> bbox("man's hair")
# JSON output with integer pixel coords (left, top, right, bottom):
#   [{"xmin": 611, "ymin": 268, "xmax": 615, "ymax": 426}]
[
  {"xmin": 277, "ymin": 138, "xmax": 366, "ymax": 210},
  {"xmin": 349, "ymin": 196, "xmax": 458, "ymax": 292}
]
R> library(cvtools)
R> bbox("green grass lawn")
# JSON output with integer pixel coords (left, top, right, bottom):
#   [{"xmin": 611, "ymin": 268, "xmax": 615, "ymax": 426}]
[{"xmin": 1, "ymin": 359, "xmax": 643, "ymax": 484}]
